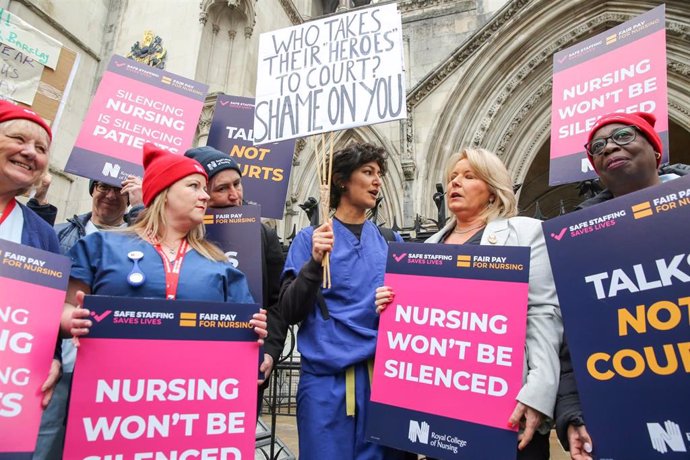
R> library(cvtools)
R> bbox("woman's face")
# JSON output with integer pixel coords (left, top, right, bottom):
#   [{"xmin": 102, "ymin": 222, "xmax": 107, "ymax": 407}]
[
  {"xmin": 0, "ymin": 119, "xmax": 50, "ymax": 194},
  {"xmin": 589, "ymin": 123, "xmax": 659, "ymax": 195},
  {"xmin": 339, "ymin": 161, "xmax": 383, "ymax": 211},
  {"xmin": 164, "ymin": 174, "xmax": 210, "ymax": 229},
  {"xmin": 447, "ymin": 158, "xmax": 494, "ymax": 221}
]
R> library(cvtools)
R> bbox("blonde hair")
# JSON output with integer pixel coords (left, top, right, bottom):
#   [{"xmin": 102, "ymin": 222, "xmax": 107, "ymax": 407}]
[
  {"xmin": 445, "ymin": 147, "xmax": 518, "ymax": 222},
  {"xmin": 125, "ymin": 188, "xmax": 227, "ymax": 262}
]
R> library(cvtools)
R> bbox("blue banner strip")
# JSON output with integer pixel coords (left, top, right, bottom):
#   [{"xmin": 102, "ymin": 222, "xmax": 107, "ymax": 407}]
[
  {"xmin": 83, "ymin": 295, "xmax": 259, "ymax": 342},
  {"xmin": 367, "ymin": 402, "xmax": 517, "ymax": 459}
]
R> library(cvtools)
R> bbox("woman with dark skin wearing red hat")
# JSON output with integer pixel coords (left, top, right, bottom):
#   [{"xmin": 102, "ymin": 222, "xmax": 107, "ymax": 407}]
[
  {"xmin": 581, "ymin": 112, "xmax": 666, "ymax": 203},
  {"xmin": 0, "ymin": 100, "xmax": 62, "ymax": 410},
  {"xmin": 60, "ymin": 143, "xmax": 267, "ymax": 342},
  {"xmin": 555, "ymin": 111, "xmax": 685, "ymax": 460}
]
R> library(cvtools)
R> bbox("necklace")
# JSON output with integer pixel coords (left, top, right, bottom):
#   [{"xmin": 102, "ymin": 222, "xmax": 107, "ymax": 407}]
[
  {"xmin": 161, "ymin": 242, "xmax": 179, "ymax": 257},
  {"xmin": 452, "ymin": 223, "xmax": 485, "ymax": 235}
]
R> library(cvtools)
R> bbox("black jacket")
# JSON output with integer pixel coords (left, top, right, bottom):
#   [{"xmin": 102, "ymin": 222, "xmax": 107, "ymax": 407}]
[
  {"xmin": 26, "ymin": 198, "xmax": 57, "ymax": 226},
  {"xmin": 260, "ymin": 223, "xmax": 288, "ymax": 363}
]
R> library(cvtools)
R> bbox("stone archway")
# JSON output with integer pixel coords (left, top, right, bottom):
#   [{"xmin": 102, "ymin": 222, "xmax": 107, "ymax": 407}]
[{"xmin": 411, "ymin": 0, "xmax": 690, "ymax": 221}]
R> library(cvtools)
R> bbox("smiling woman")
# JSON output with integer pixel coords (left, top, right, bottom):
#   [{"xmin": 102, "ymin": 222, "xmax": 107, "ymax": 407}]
[
  {"xmin": 0, "ymin": 100, "xmax": 56, "ymax": 249},
  {"xmin": 0, "ymin": 104, "xmax": 50, "ymax": 202},
  {"xmin": 0, "ymin": 100, "xmax": 62, "ymax": 418}
]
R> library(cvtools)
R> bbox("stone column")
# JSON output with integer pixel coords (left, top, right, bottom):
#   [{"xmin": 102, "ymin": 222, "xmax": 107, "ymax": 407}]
[
  {"xmin": 224, "ymin": 29, "xmax": 236, "ymax": 92},
  {"xmin": 205, "ymin": 23, "xmax": 220, "ymax": 83}
]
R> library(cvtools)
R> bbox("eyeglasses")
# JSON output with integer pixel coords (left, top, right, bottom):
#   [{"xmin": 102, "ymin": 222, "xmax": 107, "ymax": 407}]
[
  {"xmin": 585, "ymin": 125, "xmax": 638, "ymax": 156},
  {"xmin": 94, "ymin": 182, "xmax": 121, "ymax": 194}
]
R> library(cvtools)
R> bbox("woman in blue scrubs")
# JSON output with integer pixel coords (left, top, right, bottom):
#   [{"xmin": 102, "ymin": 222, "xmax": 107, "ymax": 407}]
[
  {"xmin": 279, "ymin": 143, "xmax": 408, "ymax": 460},
  {"xmin": 61, "ymin": 143, "xmax": 266, "ymax": 340}
]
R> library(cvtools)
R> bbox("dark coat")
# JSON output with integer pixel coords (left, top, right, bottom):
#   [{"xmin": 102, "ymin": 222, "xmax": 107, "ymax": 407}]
[
  {"xmin": 18, "ymin": 201, "xmax": 59, "ymax": 253},
  {"xmin": 54, "ymin": 205, "xmax": 143, "ymax": 256},
  {"xmin": 260, "ymin": 223, "xmax": 288, "ymax": 363},
  {"xmin": 26, "ymin": 198, "xmax": 57, "ymax": 226}
]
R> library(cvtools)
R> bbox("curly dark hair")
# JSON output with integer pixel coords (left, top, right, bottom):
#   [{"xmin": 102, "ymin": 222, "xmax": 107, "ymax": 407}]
[{"xmin": 329, "ymin": 142, "xmax": 387, "ymax": 209}]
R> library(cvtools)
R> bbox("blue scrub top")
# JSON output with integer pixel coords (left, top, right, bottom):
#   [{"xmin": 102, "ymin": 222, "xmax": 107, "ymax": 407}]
[
  {"xmin": 283, "ymin": 219, "xmax": 401, "ymax": 375},
  {"xmin": 69, "ymin": 231, "xmax": 254, "ymax": 303}
]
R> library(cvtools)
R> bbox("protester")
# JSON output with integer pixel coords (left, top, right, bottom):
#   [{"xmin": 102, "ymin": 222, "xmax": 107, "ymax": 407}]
[
  {"xmin": 0, "ymin": 101, "xmax": 62, "ymax": 430},
  {"xmin": 377, "ymin": 147, "xmax": 563, "ymax": 460},
  {"xmin": 35, "ymin": 176, "xmax": 144, "ymax": 460},
  {"xmin": 55, "ymin": 177, "xmax": 143, "ymax": 253},
  {"xmin": 279, "ymin": 142, "xmax": 408, "ymax": 459},
  {"xmin": 185, "ymin": 145, "xmax": 287, "ymax": 389},
  {"xmin": 555, "ymin": 111, "xmax": 687, "ymax": 460},
  {"xmin": 61, "ymin": 143, "xmax": 267, "ymax": 341},
  {"xmin": 576, "ymin": 111, "xmax": 684, "ymax": 209}
]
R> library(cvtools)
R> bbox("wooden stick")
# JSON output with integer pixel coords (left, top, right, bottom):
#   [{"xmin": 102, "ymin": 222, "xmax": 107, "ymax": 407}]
[
  {"xmin": 327, "ymin": 131, "xmax": 334, "ymax": 188},
  {"xmin": 326, "ymin": 132, "xmax": 335, "ymax": 288},
  {"xmin": 321, "ymin": 133, "xmax": 327, "ymax": 186},
  {"xmin": 313, "ymin": 137, "xmax": 323, "ymax": 186},
  {"xmin": 313, "ymin": 134, "xmax": 331, "ymax": 289}
]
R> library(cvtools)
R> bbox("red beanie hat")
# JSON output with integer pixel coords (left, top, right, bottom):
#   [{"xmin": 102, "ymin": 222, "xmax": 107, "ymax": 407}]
[
  {"xmin": 586, "ymin": 112, "xmax": 662, "ymax": 169},
  {"xmin": 142, "ymin": 143, "xmax": 208, "ymax": 206},
  {"xmin": 0, "ymin": 100, "xmax": 52, "ymax": 140}
]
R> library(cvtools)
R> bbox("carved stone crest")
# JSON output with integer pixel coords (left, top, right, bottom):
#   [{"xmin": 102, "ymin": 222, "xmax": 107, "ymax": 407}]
[{"xmin": 127, "ymin": 30, "xmax": 167, "ymax": 69}]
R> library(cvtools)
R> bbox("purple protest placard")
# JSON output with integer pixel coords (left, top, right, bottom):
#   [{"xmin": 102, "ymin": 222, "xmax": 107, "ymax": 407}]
[
  {"xmin": 65, "ymin": 54, "xmax": 208, "ymax": 186},
  {"xmin": 367, "ymin": 242, "xmax": 530, "ymax": 459},
  {"xmin": 0, "ymin": 239, "xmax": 70, "ymax": 459},
  {"xmin": 207, "ymin": 94, "xmax": 295, "ymax": 219},
  {"xmin": 543, "ymin": 175, "xmax": 690, "ymax": 458},
  {"xmin": 64, "ymin": 296, "xmax": 260, "ymax": 460},
  {"xmin": 204, "ymin": 205, "xmax": 263, "ymax": 306},
  {"xmin": 550, "ymin": 5, "xmax": 668, "ymax": 185}
]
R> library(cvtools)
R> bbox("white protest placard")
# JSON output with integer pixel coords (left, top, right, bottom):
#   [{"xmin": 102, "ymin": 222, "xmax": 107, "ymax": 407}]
[
  {"xmin": 0, "ymin": 7, "xmax": 62, "ymax": 69},
  {"xmin": 0, "ymin": 42, "xmax": 43, "ymax": 105},
  {"xmin": 254, "ymin": 3, "xmax": 406, "ymax": 144}
]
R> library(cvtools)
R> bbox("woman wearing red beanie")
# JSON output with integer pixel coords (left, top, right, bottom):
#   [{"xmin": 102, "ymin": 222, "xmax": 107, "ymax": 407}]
[
  {"xmin": 0, "ymin": 100, "xmax": 62, "ymax": 411},
  {"xmin": 0, "ymin": 100, "xmax": 56, "ymax": 249},
  {"xmin": 580, "ymin": 111, "xmax": 668, "ymax": 205},
  {"xmin": 556, "ymin": 111, "xmax": 688, "ymax": 460},
  {"xmin": 60, "ymin": 143, "xmax": 267, "ymax": 340}
]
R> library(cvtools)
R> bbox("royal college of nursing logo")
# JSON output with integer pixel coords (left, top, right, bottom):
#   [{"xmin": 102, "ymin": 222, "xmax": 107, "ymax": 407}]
[
  {"xmin": 408, "ymin": 420, "xmax": 429, "ymax": 444},
  {"xmin": 647, "ymin": 420, "xmax": 688, "ymax": 454}
]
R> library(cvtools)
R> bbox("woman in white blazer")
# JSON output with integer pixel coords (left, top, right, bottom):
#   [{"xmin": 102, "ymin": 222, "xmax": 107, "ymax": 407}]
[{"xmin": 377, "ymin": 147, "xmax": 563, "ymax": 460}]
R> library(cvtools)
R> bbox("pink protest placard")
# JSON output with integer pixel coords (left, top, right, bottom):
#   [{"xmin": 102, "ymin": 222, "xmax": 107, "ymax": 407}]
[
  {"xmin": 0, "ymin": 240, "xmax": 70, "ymax": 459},
  {"xmin": 63, "ymin": 296, "xmax": 259, "ymax": 460},
  {"xmin": 374, "ymin": 274, "xmax": 527, "ymax": 428},
  {"xmin": 549, "ymin": 5, "xmax": 668, "ymax": 185},
  {"xmin": 65, "ymin": 55, "xmax": 209, "ymax": 186},
  {"xmin": 366, "ymin": 242, "xmax": 530, "ymax": 459}
]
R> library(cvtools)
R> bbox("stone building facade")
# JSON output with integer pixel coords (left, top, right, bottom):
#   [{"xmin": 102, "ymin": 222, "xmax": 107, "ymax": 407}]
[{"xmin": 4, "ymin": 0, "xmax": 689, "ymax": 239}]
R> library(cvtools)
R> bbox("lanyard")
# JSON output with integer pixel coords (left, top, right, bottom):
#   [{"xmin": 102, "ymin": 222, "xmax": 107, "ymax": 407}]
[
  {"xmin": 153, "ymin": 239, "xmax": 189, "ymax": 300},
  {"xmin": 0, "ymin": 199, "xmax": 17, "ymax": 227}
]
